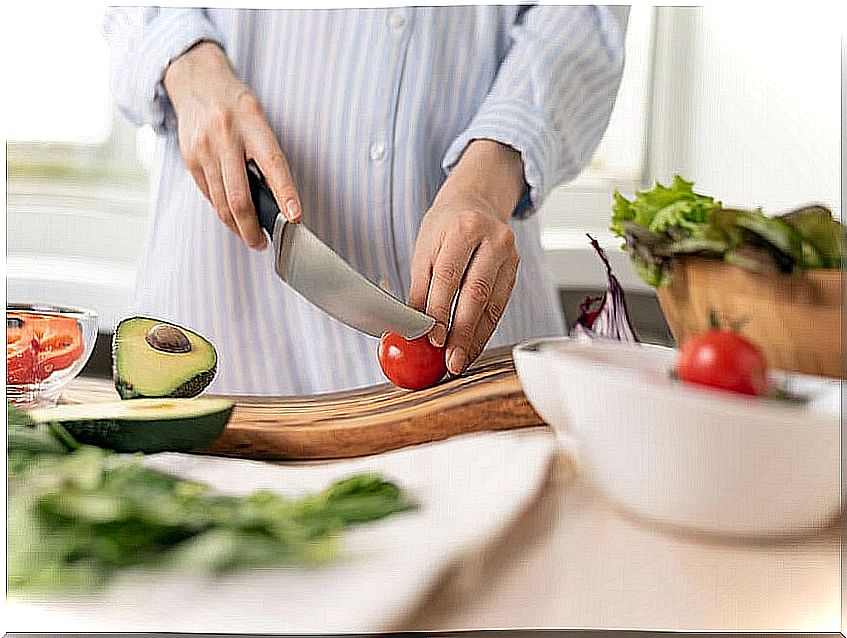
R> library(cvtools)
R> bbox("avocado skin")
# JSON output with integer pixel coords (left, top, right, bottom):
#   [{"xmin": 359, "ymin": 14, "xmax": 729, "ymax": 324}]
[
  {"xmin": 112, "ymin": 316, "xmax": 218, "ymax": 400},
  {"xmin": 45, "ymin": 405, "xmax": 234, "ymax": 453}
]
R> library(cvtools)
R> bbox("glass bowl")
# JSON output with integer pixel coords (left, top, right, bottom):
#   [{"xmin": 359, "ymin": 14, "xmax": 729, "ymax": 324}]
[{"xmin": 7, "ymin": 302, "xmax": 98, "ymax": 408}]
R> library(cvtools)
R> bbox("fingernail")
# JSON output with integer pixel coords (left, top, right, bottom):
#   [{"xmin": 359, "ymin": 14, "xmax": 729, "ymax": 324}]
[
  {"xmin": 286, "ymin": 200, "xmax": 301, "ymax": 222},
  {"xmin": 429, "ymin": 323, "xmax": 447, "ymax": 348},
  {"xmin": 447, "ymin": 347, "xmax": 466, "ymax": 375}
]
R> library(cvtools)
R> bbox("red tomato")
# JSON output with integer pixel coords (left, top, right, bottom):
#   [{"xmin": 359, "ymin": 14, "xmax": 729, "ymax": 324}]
[
  {"xmin": 677, "ymin": 328, "xmax": 769, "ymax": 397},
  {"xmin": 7, "ymin": 321, "xmax": 38, "ymax": 385},
  {"xmin": 378, "ymin": 331, "xmax": 447, "ymax": 390},
  {"xmin": 6, "ymin": 313, "xmax": 84, "ymax": 384},
  {"xmin": 35, "ymin": 324, "xmax": 84, "ymax": 379}
]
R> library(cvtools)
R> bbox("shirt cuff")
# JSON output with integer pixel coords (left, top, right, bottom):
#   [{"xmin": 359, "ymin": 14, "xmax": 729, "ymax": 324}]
[
  {"xmin": 138, "ymin": 12, "xmax": 225, "ymax": 133},
  {"xmin": 441, "ymin": 99, "xmax": 560, "ymax": 219}
]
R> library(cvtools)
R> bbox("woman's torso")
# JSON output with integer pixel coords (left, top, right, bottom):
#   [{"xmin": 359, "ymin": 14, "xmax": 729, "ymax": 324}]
[{"xmin": 137, "ymin": 7, "xmax": 565, "ymax": 395}]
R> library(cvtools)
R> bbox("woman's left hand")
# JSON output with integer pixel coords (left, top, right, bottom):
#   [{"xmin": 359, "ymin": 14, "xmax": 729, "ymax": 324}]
[{"xmin": 408, "ymin": 140, "xmax": 525, "ymax": 376}]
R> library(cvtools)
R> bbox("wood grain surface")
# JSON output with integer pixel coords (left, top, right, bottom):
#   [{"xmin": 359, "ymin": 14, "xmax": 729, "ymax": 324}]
[
  {"xmin": 657, "ymin": 257, "xmax": 843, "ymax": 378},
  {"xmin": 62, "ymin": 345, "xmax": 546, "ymax": 460}
]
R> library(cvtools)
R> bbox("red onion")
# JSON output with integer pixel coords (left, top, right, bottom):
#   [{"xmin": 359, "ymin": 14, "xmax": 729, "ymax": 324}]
[{"xmin": 569, "ymin": 234, "xmax": 639, "ymax": 343}]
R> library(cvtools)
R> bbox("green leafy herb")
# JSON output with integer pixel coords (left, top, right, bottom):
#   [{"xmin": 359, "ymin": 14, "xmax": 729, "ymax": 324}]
[{"xmin": 7, "ymin": 402, "xmax": 416, "ymax": 594}]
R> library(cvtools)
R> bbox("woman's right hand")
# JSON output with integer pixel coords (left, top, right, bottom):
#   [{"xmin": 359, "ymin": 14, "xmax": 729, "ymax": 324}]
[{"xmin": 163, "ymin": 41, "xmax": 301, "ymax": 250}]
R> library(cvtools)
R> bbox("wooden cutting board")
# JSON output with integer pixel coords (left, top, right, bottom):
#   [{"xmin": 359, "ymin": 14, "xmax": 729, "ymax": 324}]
[{"xmin": 62, "ymin": 346, "xmax": 547, "ymax": 460}]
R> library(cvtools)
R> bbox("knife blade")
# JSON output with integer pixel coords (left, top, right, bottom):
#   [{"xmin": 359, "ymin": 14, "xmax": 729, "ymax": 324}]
[{"xmin": 246, "ymin": 161, "xmax": 436, "ymax": 340}]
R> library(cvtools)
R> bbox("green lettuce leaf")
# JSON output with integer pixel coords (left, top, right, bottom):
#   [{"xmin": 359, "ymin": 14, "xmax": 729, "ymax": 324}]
[{"xmin": 611, "ymin": 175, "xmax": 720, "ymax": 238}]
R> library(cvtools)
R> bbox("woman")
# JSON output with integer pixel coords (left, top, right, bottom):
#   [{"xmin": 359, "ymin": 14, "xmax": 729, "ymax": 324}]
[{"xmin": 102, "ymin": 6, "xmax": 626, "ymax": 395}]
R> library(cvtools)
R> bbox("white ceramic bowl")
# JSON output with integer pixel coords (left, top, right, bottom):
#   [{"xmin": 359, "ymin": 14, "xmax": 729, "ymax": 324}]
[{"xmin": 513, "ymin": 337, "xmax": 841, "ymax": 538}]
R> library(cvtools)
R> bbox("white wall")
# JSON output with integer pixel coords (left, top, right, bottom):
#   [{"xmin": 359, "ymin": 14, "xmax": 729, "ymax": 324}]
[{"xmin": 649, "ymin": 6, "xmax": 841, "ymax": 218}]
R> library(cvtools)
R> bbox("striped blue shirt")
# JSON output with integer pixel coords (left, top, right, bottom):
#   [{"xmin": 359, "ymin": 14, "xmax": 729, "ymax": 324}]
[{"xmin": 102, "ymin": 6, "xmax": 626, "ymax": 395}]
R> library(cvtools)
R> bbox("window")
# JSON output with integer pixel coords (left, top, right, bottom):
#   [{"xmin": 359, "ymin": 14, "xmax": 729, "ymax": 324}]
[
  {"xmin": 539, "ymin": 5, "xmax": 842, "ymax": 294},
  {"xmin": 538, "ymin": 5, "xmax": 655, "ymax": 293},
  {"xmin": 6, "ymin": 5, "xmax": 151, "ymax": 331}
]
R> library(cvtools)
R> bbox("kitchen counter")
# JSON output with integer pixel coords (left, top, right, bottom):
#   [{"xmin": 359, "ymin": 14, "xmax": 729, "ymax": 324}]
[
  {"xmin": 29, "ymin": 372, "xmax": 841, "ymax": 633},
  {"xmin": 398, "ymin": 439, "xmax": 841, "ymax": 633}
]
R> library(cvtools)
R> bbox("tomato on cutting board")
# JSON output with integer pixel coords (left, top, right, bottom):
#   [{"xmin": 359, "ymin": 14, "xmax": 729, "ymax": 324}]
[
  {"xmin": 677, "ymin": 321, "xmax": 769, "ymax": 397},
  {"xmin": 6, "ymin": 313, "xmax": 84, "ymax": 384},
  {"xmin": 378, "ymin": 331, "xmax": 447, "ymax": 390}
]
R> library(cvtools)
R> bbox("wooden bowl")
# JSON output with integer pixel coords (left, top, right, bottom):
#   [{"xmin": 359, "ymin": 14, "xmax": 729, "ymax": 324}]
[{"xmin": 655, "ymin": 257, "xmax": 843, "ymax": 378}]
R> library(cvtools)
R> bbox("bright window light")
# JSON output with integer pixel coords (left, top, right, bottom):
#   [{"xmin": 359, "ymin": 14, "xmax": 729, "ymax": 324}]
[{"xmin": 4, "ymin": 3, "xmax": 112, "ymax": 144}]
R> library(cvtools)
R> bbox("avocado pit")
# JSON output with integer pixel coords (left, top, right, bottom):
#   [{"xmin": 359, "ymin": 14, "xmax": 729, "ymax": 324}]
[{"xmin": 145, "ymin": 324, "xmax": 192, "ymax": 354}]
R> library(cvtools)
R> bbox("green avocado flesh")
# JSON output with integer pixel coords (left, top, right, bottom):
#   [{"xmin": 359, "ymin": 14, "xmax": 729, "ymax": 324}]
[
  {"xmin": 28, "ymin": 398, "xmax": 234, "ymax": 453},
  {"xmin": 113, "ymin": 317, "xmax": 217, "ymax": 399}
]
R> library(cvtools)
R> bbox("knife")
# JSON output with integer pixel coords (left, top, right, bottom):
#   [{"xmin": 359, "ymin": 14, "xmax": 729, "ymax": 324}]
[{"xmin": 246, "ymin": 161, "xmax": 436, "ymax": 340}]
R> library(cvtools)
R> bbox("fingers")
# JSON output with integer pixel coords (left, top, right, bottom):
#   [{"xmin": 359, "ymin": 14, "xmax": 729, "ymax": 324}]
[
  {"xmin": 463, "ymin": 256, "xmax": 519, "ymax": 369},
  {"xmin": 443, "ymin": 240, "xmax": 517, "ymax": 375},
  {"xmin": 252, "ymin": 134, "xmax": 302, "ymax": 224},
  {"xmin": 407, "ymin": 256, "xmax": 431, "ymax": 312},
  {"xmin": 186, "ymin": 159, "xmax": 211, "ymax": 203},
  {"xmin": 422, "ymin": 238, "xmax": 476, "ymax": 350},
  {"xmin": 177, "ymin": 84, "xmax": 301, "ymax": 247},
  {"xmin": 221, "ymin": 148, "xmax": 266, "ymax": 249},
  {"xmin": 408, "ymin": 238, "xmax": 442, "ymax": 345},
  {"xmin": 202, "ymin": 161, "xmax": 240, "ymax": 237}
]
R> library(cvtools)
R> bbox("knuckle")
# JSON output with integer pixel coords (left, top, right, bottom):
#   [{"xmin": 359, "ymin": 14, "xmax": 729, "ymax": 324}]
[
  {"xmin": 486, "ymin": 299, "xmax": 506, "ymax": 323},
  {"xmin": 458, "ymin": 210, "xmax": 485, "ymax": 234},
  {"xmin": 193, "ymin": 134, "xmax": 211, "ymax": 155},
  {"xmin": 227, "ymin": 190, "xmax": 251, "ymax": 217},
  {"xmin": 211, "ymin": 107, "xmax": 234, "ymax": 133},
  {"xmin": 237, "ymin": 90, "xmax": 262, "ymax": 115},
  {"xmin": 497, "ymin": 226, "xmax": 517, "ymax": 251},
  {"xmin": 465, "ymin": 278, "xmax": 493, "ymax": 304},
  {"xmin": 264, "ymin": 150, "xmax": 290, "ymax": 176},
  {"xmin": 428, "ymin": 304, "xmax": 452, "ymax": 322},
  {"xmin": 432, "ymin": 262, "xmax": 462, "ymax": 287}
]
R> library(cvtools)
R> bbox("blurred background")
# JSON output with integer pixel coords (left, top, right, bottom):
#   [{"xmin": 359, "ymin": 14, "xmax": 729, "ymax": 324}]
[{"xmin": 5, "ymin": 5, "xmax": 843, "ymax": 362}]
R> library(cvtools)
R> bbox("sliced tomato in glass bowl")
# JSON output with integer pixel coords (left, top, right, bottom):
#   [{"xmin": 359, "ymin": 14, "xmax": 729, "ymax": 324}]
[
  {"xmin": 6, "ymin": 304, "xmax": 97, "ymax": 409},
  {"xmin": 7, "ymin": 319, "xmax": 38, "ymax": 385},
  {"xmin": 35, "ymin": 320, "xmax": 84, "ymax": 380},
  {"xmin": 6, "ymin": 312, "xmax": 85, "ymax": 383}
]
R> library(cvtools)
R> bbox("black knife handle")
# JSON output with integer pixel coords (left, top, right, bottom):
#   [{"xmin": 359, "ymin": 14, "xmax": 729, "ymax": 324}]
[{"xmin": 246, "ymin": 160, "xmax": 282, "ymax": 236}]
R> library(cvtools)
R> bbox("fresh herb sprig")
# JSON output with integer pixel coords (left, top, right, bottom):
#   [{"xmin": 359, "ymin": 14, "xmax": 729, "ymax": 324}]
[{"xmin": 7, "ymin": 402, "xmax": 416, "ymax": 594}]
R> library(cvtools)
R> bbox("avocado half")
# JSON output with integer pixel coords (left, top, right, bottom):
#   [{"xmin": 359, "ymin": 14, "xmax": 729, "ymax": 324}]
[
  {"xmin": 113, "ymin": 317, "xmax": 217, "ymax": 400},
  {"xmin": 29, "ymin": 398, "xmax": 234, "ymax": 453}
]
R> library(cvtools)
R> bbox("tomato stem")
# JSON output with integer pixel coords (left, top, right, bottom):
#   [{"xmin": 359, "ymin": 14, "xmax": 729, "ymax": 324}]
[{"xmin": 708, "ymin": 309, "xmax": 722, "ymax": 331}]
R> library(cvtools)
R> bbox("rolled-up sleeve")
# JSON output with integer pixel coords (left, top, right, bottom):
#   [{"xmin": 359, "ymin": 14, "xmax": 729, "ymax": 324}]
[
  {"xmin": 102, "ymin": 7, "xmax": 225, "ymax": 134},
  {"xmin": 442, "ymin": 5, "xmax": 627, "ymax": 218}
]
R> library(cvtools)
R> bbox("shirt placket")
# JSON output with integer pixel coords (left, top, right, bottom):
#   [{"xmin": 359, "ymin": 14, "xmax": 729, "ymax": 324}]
[{"xmin": 370, "ymin": 8, "xmax": 412, "ymax": 296}]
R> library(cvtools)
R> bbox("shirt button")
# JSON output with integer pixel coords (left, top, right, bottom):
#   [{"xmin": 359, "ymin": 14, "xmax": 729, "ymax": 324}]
[
  {"xmin": 369, "ymin": 142, "xmax": 386, "ymax": 162},
  {"xmin": 389, "ymin": 13, "xmax": 406, "ymax": 30}
]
